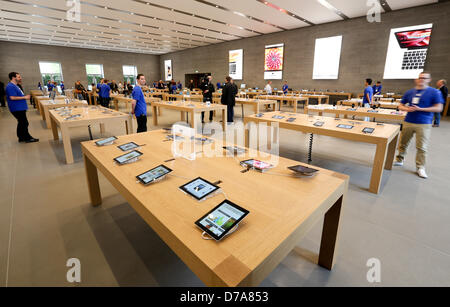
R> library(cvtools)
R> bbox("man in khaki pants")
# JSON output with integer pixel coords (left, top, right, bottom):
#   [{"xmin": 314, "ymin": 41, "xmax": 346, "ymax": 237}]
[{"xmin": 394, "ymin": 72, "xmax": 444, "ymax": 178}]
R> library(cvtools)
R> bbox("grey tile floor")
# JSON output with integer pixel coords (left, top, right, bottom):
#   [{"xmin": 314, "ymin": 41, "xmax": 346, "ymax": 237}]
[{"xmin": 1, "ymin": 103, "xmax": 449, "ymax": 287}]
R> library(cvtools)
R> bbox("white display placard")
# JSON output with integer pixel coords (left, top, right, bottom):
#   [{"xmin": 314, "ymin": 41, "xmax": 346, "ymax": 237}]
[
  {"xmin": 229, "ymin": 49, "xmax": 243, "ymax": 80},
  {"xmin": 312, "ymin": 35, "xmax": 342, "ymax": 80},
  {"xmin": 164, "ymin": 60, "xmax": 173, "ymax": 81},
  {"xmin": 383, "ymin": 24, "xmax": 433, "ymax": 80}
]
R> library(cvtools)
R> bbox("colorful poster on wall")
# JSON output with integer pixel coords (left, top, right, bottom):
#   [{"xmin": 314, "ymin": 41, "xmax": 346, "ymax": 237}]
[
  {"xmin": 229, "ymin": 49, "xmax": 243, "ymax": 80},
  {"xmin": 264, "ymin": 43, "xmax": 284, "ymax": 80},
  {"xmin": 383, "ymin": 23, "xmax": 433, "ymax": 79},
  {"xmin": 164, "ymin": 60, "xmax": 173, "ymax": 81}
]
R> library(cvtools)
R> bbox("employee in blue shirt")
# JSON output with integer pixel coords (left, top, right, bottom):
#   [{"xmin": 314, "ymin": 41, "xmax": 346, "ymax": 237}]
[
  {"xmin": 372, "ymin": 81, "xmax": 383, "ymax": 95},
  {"xmin": 60, "ymin": 81, "xmax": 65, "ymax": 94},
  {"xmin": 363, "ymin": 79, "xmax": 374, "ymax": 107},
  {"xmin": 394, "ymin": 72, "xmax": 444, "ymax": 179},
  {"xmin": 47, "ymin": 81, "xmax": 54, "ymax": 97},
  {"xmin": 177, "ymin": 81, "xmax": 182, "ymax": 90},
  {"xmin": 99, "ymin": 80, "xmax": 111, "ymax": 108},
  {"xmin": 5, "ymin": 72, "xmax": 39, "ymax": 143},
  {"xmin": 132, "ymin": 74, "xmax": 148, "ymax": 133},
  {"xmin": 282, "ymin": 81, "xmax": 289, "ymax": 95}
]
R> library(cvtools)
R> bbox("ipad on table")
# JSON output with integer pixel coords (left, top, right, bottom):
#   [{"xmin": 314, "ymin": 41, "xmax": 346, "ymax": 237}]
[
  {"xmin": 195, "ymin": 200, "xmax": 249, "ymax": 241},
  {"xmin": 223, "ymin": 146, "xmax": 246, "ymax": 155},
  {"xmin": 113, "ymin": 150, "xmax": 143, "ymax": 165},
  {"xmin": 362, "ymin": 127, "xmax": 375, "ymax": 134},
  {"xmin": 136, "ymin": 165, "xmax": 172, "ymax": 185},
  {"xmin": 179, "ymin": 177, "xmax": 220, "ymax": 201},
  {"xmin": 288, "ymin": 165, "xmax": 319, "ymax": 176},
  {"xmin": 240, "ymin": 159, "xmax": 274, "ymax": 172},
  {"xmin": 314, "ymin": 121, "xmax": 325, "ymax": 127},
  {"xmin": 118, "ymin": 142, "xmax": 140, "ymax": 152},
  {"xmin": 95, "ymin": 136, "xmax": 117, "ymax": 146},
  {"xmin": 337, "ymin": 124, "xmax": 354, "ymax": 129}
]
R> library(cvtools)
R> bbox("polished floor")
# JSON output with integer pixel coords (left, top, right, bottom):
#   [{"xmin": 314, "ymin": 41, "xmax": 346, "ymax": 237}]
[{"xmin": 1, "ymin": 102, "xmax": 449, "ymax": 287}]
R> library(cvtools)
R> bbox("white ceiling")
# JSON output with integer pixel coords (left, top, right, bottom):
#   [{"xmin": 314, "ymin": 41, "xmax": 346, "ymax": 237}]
[{"xmin": 0, "ymin": 0, "xmax": 439, "ymax": 55}]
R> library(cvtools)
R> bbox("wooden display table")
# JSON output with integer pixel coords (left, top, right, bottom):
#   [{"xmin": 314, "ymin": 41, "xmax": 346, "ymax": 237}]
[
  {"xmin": 212, "ymin": 98, "xmax": 277, "ymax": 118},
  {"xmin": 305, "ymin": 105, "xmax": 406, "ymax": 122},
  {"xmin": 40, "ymin": 99, "xmax": 88, "ymax": 129},
  {"xmin": 337, "ymin": 100, "xmax": 401, "ymax": 110},
  {"xmin": 244, "ymin": 112, "xmax": 400, "ymax": 194},
  {"xmin": 163, "ymin": 93, "xmax": 203, "ymax": 102},
  {"xmin": 81, "ymin": 130, "xmax": 349, "ymax": 286},
  {"xmin": 49, "ymin": 106, "xmax": 132, "ymax": 164},
  {"xmin": 34, "ymin": 95, "xmax": 65, "ymax": 112},
  {"xmin": 151, "ymin": 100, "xmax": 227, "ymax": 131},
  {"xmin": 257, "ymin": 95, "xmax": 309, "ymax": 113},
  {"xmin": 30, "ymin": 90, "xmax": 44, "ymax": 107}
]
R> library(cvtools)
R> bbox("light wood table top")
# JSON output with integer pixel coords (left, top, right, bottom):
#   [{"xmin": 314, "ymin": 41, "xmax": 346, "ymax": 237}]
[
  {"xmin": 39, "ymin": 99, "xmax": 88, "ymax": 129},
  {"xmin": 151, "ymin": 100, "xmax": 228, "ymax": 132},
  {"xmin": 257, "ymin": 95, "xmax": 309, "ymax": 113},
  {"xmin": 81, "ymin": 129, "xmax": 349, "ymax": 286},
  {"xmin": 244, "ymin": 111, "xmax": 400, "ymax": 194},
  {"xmin": 49, "ymin": 106, "xmax": 132, "ymax": 164},
  {"xmin": 212, "ymin": 98, "xmax": 278, "ymax": 118},
  {"xmin": 306, "ymin": 105, "xmax": 406, "ymax": 122}
]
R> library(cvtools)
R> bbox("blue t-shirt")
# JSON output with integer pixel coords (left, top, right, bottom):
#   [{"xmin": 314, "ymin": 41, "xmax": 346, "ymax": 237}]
[
  {"xmin": 132, "ymin": 86, "xmax": 147, "ymax": 117},
  {"xmin": 401, "ymin": 87, "xmax": 444, "ymax": 124},
  {"xmin": 373, "ymin": 85, "xmax": 382, "ymax": 95},
  {"xmin": 6, "ymin": 82, "xmax": 28, "ymax": 112},
  {"xmin": 47, "ymin": 83, "xmax": 54, "ymax": 92},
  {"xmin": 363, "ymin": 86, "xmax": 374, "ymax": 105},
  {"xmin": 99, "ymin": 84, "xmax": 111, "ymax": 98},
  {"xmin": 60, "ymin": 83, "xmax": 65, "ymax": 90},
  {"xmin": 282, "ymin": 84, "xmax": 289, "ymax": 94},
  {"xmin": 177, "ymin": 83, "xmax": 182, "ymax": 90},
  {"xmin": 96, "ymin": 83, "xmax": 101, "ymax": 91}
]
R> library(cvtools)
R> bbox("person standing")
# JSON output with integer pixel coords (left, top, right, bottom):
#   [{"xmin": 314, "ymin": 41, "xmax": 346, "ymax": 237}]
[
  {"xmin": 188, "ymin": 80, "xmax": 195, "ymax": 91},
  {"xmin": 177, "ymin": 81, "xmax": 183, "ymax": 91},
  {"xmin": 373, "ymin": 81, "xmax": 383, "ymax": 95},
  {"xmin": 201, "ymin": 75, "xmax": 215, "ymax": 123},
  {"xmin": 47, "ymin": 80, "xmax": 54, "ymax": 97},
  {"xmin": 282, "ymin": 81, "xmax": 289, "ymax": 95},
  {"xmin": 264, "ymin": 81, "xmax": 273, "ymax": 95},
  {"xmin": 363, "ymin": 78, "xmax": 374, "ymax": 107},
  {"xmin": 0, "ymin": 81, "xmax": 6, "ymax": 107},
  {"xmin": 132, "ymin": 74, "xmax": 148, "ymax": 133},
  {"xmin": 60, "ymin": 81, "xmax": 65, "ymax": 95},
  {"xmin": 433, "ymin": 79, "xmax": 448, "ymax": 127},
  {"xmin": 5, "ymin": 72, "xmax": 39, "ymax": 143},
  {"xmin": 221, "ymin": 76, "xmax": 238, "ymax": 123},
  {"xmin": 394, "ymin": 72, "xmax": 444, "ymax": 179},
  {"xmin": 99, "ymin": 80, "xmax": 111, "ymax": 108}
]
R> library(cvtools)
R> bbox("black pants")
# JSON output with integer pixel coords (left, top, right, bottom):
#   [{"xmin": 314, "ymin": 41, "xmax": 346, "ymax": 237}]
[
  {"xmin": 11, "ymin": 110, "xmax": 32, "ymax": 141},
  {"xmin": 1, "ymin": 94, "xmax": 6, "ymax": 107},
  {"xmin": 201, "ymin": 97, "xmax": 213, "ymax": 122},
  {"xmin": 227, "ymin": 104, "xmax": 234, "ymax": 123},
  {"xmin": 100, "ymin": 97, "xmax": 110, "ymax": 108},
  {"xmin": 136, "ymin": 115, "xmax": 147, "ymax": 133}
]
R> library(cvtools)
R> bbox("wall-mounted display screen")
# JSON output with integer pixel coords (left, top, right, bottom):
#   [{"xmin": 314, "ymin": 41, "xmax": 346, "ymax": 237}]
[
  {"xmin": 264, "ymin": 43, "xmax": 284, "ymax": 80},
  {"xmin": 164, "ymin": 60, "xmax": 173, "ymax": 81},
  {"xmin": 383, "ymin": 24, "xmax": 433, "ymax": 79},
  {"xmin": 312, "ymin": 35, "xmax": 342, "ymax": 80},
  {"xmin": 229, "ymin": 49, "xmax": 243, "ymax": 80}
]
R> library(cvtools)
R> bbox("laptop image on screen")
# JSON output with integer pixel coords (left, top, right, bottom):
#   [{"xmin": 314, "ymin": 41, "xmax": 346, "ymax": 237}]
[{"xmin": 395, "ymin": 28, "xmax": 432, "ymax": 70}]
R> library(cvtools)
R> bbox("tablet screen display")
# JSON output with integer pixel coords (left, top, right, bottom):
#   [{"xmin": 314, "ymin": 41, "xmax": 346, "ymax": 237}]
[
  {"xmin": 240, "ymin": 159, "xmax": 274, "ymax": 171},
  {"xmin": 95, "ymin": 136, "xmax": 117, "ymax": 146},
  {"xmin": 272, "ymin": 115, "xmax": 285, "ymax": 119},
  {"xmin": 179, "ymin": 177, "xmax": 220, "ymax": 201},
  {"xmin": 346, "ymin": 108, "xmax": 357, "ymax": 111},
  {"xmin": 363, "ymin": 127, "xmax": 375, "ymax": 134},
  {"xmin": 137, "ymin": 165, "xmax": 172, "ymax": 185},
  {"xmin": 314, "ymin": 121, "xmax": 325, "ymax": 127},
  {"xmin": 286, "ymin": 117, "xmax": 296, "ymax": 122},
  {"xmin": 337, "ymin": 124, "xmax": 354, "ymax": 129},
  {"xmin": 195, "ymin": 200, "xmax": 249, "ymax": 241},
  {"xmin": 255, "ymin": 113, "xmax": 264, "ymax": 118},
  {"xmin": 223, "ymin": 146, "xmax": 246, "ymax": 155},
  {"xmin": 288, "ymin": 165, "xmax": 319, "ymax": 175},
  {"xmin": 114, "ymin": 150, "xmax": 143, "ymax": 164},
  {"xmin": 118, "ymin": 142, "xmax": 139, "ymax": 152}
]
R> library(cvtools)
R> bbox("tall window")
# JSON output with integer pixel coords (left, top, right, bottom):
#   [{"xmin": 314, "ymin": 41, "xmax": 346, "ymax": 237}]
[
  {"xmin": 86, "ymin": 64, "xmax": 104, "ymax": 85},
  {"xmin": 123, "ymin": 65, "xmax": 137, "ymax": 85},
  {"xmin": 39, "ymin": 62, "xmax": 64, "ymax": 84}
]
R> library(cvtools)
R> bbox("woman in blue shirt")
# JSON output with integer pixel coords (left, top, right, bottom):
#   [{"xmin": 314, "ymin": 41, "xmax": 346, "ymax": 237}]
[
  {"xmin": 5, "ymin": 72, "xmax": 38, "ymax": 143},
  {"xmin": 394, "ymin": 72, "xmax": 444, "ymax": 179}
]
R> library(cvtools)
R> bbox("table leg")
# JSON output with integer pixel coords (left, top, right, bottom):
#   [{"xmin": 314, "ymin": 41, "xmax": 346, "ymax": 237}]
[
  {"xmin": 125, "ymin": 116, "xmax": 133, "ymax": 135},
  {"xmin": 255, "ymin": 104, "xmax": 259, "ymax": 114},
  {"xmin": 241, "ymin": 104, "xmax": 244, "ymax": 118},
  {"xmin": 318, "ymin": 195, "xmax": 343, "ymax": 270},
  {"xmin": 385, "ymin": 134, "xmax": 399, "ymax": 170},
  {"xmin": 61, "ymin": 126, "xmax": 74, "ymax": 164},
  {"xmin": 369, "ymin": 142, "xmax": 388, "ymax": 194},
  {"xmin": 83, "ymin": 154, "xmax": 102, "ymax": 207},
  {"xmin": 45, "ymin": 108, "xmax": 51, "ymax": 129},
  {"xmin": 50, "ymin": 116, "xmax": 59, "ymax": 140},
  {"xmin": 222, "ymin": 108, "xmax": 227, "ymax": 132},
  {"xmin": 152, "ymin": 106, "xmax": 158, "ymax": 126},
  {"xmin": 99, "ymin": 123, "xmax": 105, "ymax": 135},
  {"xmin": 180, "ymin": 111, "xmax": 185, "ymax": 122},
  {"xmin": 114, "ymin": 100, "xmax": 119, "ymax": 111}
]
